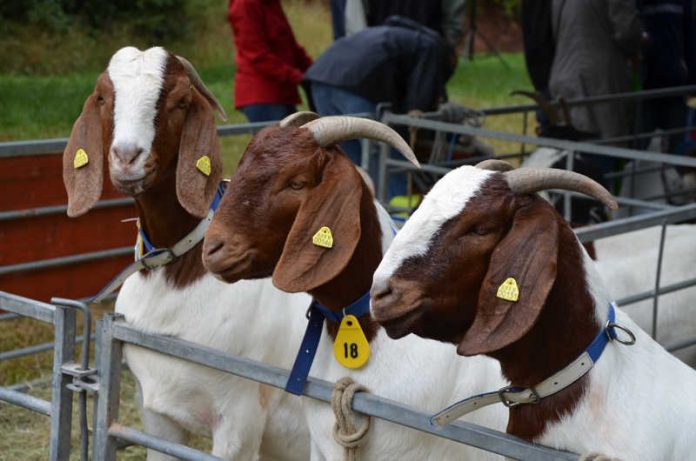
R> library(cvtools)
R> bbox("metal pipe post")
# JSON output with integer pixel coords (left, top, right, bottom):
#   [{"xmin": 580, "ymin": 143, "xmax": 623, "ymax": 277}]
[
  {"xmin": 49, "ymin": 304, "xmax": 76, "ymax": 461},
  {"xmin": 92, "ymin": 314, "xmax": 124, "ymax": 461}
]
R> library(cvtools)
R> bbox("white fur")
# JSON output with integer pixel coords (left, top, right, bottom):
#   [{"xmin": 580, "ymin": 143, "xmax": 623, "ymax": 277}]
[
  {"xmin": 116, "ymin": 271, "xmax": 313, "ymax": 460},
  {"xmin": 304, "ymin": 200, "xmax": 508, "ymax": 461},
  {"xmin": 377, "ymin": 165, "xmax": 696, "ymax": 458},
  {"xmin": 374, "ymin": 168, "xmax": 492, "ymax": 288},
  {"xmin": 107, "ymin": 47, "xmax": 166, "ymax": 183},
  {"xmin": 536, "ymin": 252, "xmax": 696, "ymax": 459},
  {"xmin": 593, "ymin": 225, "xmax": 696, "ymax": 365}
]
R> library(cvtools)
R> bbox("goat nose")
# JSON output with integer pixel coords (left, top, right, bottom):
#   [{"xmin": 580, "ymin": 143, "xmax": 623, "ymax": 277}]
[
  {"xmin": 203, "ymin": 239, "xmax": 224, "ymax": 258},
  {"xmin": 112, "ymin": 144, "xmax": 144, "ymax": 165},
  {"xmin": 371, "ymin": 277, "xmax": 393, "ymax": 301}
]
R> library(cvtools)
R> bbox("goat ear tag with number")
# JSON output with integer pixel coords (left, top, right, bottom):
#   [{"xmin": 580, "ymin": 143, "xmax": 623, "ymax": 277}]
[
  {"xmin": 496, "ymin": 277, "xmax": 519, "ymax": 302},
  {"xmin": 195, "ymin": 155, "xmax": 212, "ymax": 176},
  {"xmin": 73, "ymin": 148, "xmax": 89, "ymax": 169},
  {"xmin": 333, "ymin": 314, "xmax": 370, "ymax": 369},
  {"xmin": 312, "ymin": 226, "xmax": 334, "ymax": 249}
]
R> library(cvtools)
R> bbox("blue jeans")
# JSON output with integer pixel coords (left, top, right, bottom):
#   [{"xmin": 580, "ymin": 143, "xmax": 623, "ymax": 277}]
[
  {"xmin": 241, "ymin": 104, "xmax": 296, "ymax": 123},
  {"xmin": 310, "ymin": 81, "xmax": 408, "ymax": 198}
]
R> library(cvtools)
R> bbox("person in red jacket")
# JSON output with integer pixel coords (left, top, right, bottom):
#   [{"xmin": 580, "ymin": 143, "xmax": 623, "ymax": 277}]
[{"xmin": 228, "ymin": 0, "xmax": 313, "ymax": 122}]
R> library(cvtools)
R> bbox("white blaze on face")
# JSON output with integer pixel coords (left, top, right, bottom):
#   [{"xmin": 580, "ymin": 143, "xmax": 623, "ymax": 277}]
[
  {"xmin": 107, "ymin": 46, "xmax": 168, "ymax": 173},
  {"xmin": 372, "ymin": 166, "xmax": 493, "ymax": 289}
]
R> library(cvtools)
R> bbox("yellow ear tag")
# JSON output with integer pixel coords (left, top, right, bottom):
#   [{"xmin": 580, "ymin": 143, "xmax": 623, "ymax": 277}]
[
  {"xmin": 73, "ymin": 148, "xmax": 89, "ymax": 169},
  {"xmin": 496, "ymin": 277, "xmax": 519, "ymax": 302},
  {"xmin": 195, "ymin": 155, "xmax": 212, "ymax": 176},
  {"xmin": 333, "ymin": 314, "xmax": 370, "ymax": 369},
  {"xmin": 312, "ymin": 226, "xmax": 334, "ymax": 249}
]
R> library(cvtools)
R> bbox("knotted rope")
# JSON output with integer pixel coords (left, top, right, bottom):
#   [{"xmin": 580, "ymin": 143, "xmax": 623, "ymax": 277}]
[
  {"xmin": 331, "ymin": 377, "xmax": 371, "ymax": 461},
  {"xmin": 578, "ymin": 452, "xmax": 620, "ymax": 461}
]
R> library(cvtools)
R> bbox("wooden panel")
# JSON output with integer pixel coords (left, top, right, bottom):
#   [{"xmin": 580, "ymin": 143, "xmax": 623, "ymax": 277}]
[
  {"xmin": 1, "ymin": 152, "xmax": 139, "ymax": 304},
  {"xmin": 0, "ymin": 205, "xmax": 136, "ymax": 265},
  {"xmin": 0, "ymin": 153, "xmax": 125, "ymax": 211},
  {"xmin": 0, "ymin": 256, "xmax": 134, "ymax": 302}
]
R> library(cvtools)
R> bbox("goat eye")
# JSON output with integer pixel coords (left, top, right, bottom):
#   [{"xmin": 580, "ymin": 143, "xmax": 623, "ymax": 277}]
[
  {"xmin": 289, "ymin": 180, "xmax": 305, "ymax": 191},
  {"xmin": 96, "ymin": 95, "xmax": 105, "ymax": 105},
  {"xmin": 472, "ymin": 225, "xmax": 489, "ymax": 236},
  {"xmin": 176, "ymin": 98, "xmax": 189, "ymax": 110}
]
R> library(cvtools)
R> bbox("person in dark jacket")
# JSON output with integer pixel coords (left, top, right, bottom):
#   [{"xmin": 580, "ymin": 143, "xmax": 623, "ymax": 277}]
[
  {"xmin": 637, "ymin": 0, "xmax": 696, "ymax": 154},
  {"xmin": 227, "ymin": 0, "xmax": 313, "ymax": 122},
  {"xmin": 304, "ymin": 16, "xmax": 454, "ymax": 198}
]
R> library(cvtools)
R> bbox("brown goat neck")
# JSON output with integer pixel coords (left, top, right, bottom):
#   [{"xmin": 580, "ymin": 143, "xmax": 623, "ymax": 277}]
[
  {"xmin": 308, "ymin": 185, "xmax": 383, "ymax": 342},
  {"xmin": 135, "ymin": 174, "xmax": 213, "ymax": 288},
  {"xmin": 491, "ymin": 219, "xmax": 601, "ymax": 441}
]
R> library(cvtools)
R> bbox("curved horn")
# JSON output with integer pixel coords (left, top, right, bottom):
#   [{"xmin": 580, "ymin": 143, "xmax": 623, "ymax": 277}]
[
  {"xmin": 301, "ymin": 116, "xmax": 420, "ymax": 167},
  {"xmin": 505, "ymin": 168, "xmax": 618, "ymax": 210},
  {"xmin": 279, "ymin": 111, "xmax": 320, "ymax": 128},
  {"xmin": 476, "ymin": 159, "xmax": 514, "ymax": 172},
  {"xmin": 176, "ymin": 55, "xmax": 228, "ymax": 121}
]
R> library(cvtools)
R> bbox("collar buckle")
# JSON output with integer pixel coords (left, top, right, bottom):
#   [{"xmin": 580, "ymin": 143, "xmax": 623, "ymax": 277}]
[
  {"xmin": 497, "ymin": 386, "xmax": 540, "ymax": 408},
  {"xmin": 140, "ymin": 248, "xmax": 176, "ymax": 270}
]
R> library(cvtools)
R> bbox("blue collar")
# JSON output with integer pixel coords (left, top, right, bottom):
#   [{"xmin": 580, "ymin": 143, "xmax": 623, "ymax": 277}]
[
  {"xmin": 138, "ymin": 182, "xmax": 226, "ymax": 254},
  {"xmin": 285, "ymin": 291, "xmax": 372, "ymax": 395}
]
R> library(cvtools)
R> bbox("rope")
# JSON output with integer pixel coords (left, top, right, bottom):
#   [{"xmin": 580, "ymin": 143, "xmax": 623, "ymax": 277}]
[
  {"xmin": 331, "ymin": 377, "xmax": 371, "ymax": 461},
  {"xmin": 578, "ymin": 452, "xmax": 620, "ymax": 461}
]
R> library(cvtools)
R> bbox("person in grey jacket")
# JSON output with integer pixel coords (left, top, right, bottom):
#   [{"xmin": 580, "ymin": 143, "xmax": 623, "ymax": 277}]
[{"xmin": 549, "ymin": 0, "xmax": 643, "ymax": 142}]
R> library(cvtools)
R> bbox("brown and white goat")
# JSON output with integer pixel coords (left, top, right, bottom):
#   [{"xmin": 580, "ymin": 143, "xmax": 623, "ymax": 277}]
[
  {"xmin": 203, "ymin": 114, "xmax": 507, "ymax": 461},
  {"xmin": 63, "ymin": 46, "xmax": 312, "ymax": 460},
  {"xmin": 371, "ymin": 163, "xmax": 696, "ymax": 459}
]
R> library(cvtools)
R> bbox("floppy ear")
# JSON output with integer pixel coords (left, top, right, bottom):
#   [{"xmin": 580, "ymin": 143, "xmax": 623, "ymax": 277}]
[
  {"xmin": 63, "ymin": 93, "xmax": 104, "ymax": 217},
  {"xmin": 273, "ymin": 153, "xmax": 363, "ymax": 292},
  {"xmin": 176, "ymin": 89, "xmax": 223, "ymax": 218},
  {"xmin": 458, "ymin": 200, "xmax": 559, "ymax": 356}
]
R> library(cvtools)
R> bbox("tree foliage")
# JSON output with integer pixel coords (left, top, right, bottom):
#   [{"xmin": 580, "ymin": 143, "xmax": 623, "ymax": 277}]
[{"xmin": 0, "ymin": 0, "xmax": 189, "ymax": 41}]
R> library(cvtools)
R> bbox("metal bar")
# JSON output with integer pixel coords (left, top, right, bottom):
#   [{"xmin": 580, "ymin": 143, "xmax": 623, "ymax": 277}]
[
  {"xmin": 93, "ymin": 315, "xmax": 123, "ymax": 461},
  {"xmin": 0, "ymin": 246, "xmax": 132, "ymax": 276},
  {"xmin": 651, "ymin": 222, "xmax": 668, "ymax": 339},
  {"xmin": 0, "ymin": 386, "xmax": 52, "ymax": 416},
  {"xmin": 0, "ymin": 113, "xmax": 376, "ymax": 158},
  {"xmin": 478, "ymin": 85, "xmax": 696, "ymax": 116},
  {"xmin": 109, "ymin": 424, "xmax": 223, "ymax": 461},
  {"xmin": 49, "ymin": 305, "xmax": 76, "ymax": 461},
  {"xmin": 574, "ymin": 204, "xmax": 696, "ymax": 242},
  {"xmin": 667, "ymin": 338, "xmax": 696, "ymax": 353},
  {"xmin": 0, "ymin": 335, "xmax": 91, "ymax": 363},
  {"xmin": 0, "ymin": 291, "xmax": 55, "ymax": 323},
  {"xmin": 0, "ymin": 312, "xmax": 20, "ymax": 321},
  {"xmin": 383, "ymin": 114, "xmax": 696, "ymax": 169},
  {"xmin": 111, "ymin": 321, "xmax": 577, "ymax": 460},
  {"xmin": 0, "ymin": 198, "xmax": 133, "ymax": 222},
  {"xmin": 52, "ymin": 298, "xmax": 93, "ymax": 461},
  {"xmin": 616, "ymin": 276, "xmax": 696, "ymax": 307}
]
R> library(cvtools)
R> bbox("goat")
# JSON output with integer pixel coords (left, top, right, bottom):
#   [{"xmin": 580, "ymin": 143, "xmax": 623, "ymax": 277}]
[
  {"xmin": 202, "ymin": 113, "xmax": 508, "ymax": 461},
  {"xmin": 371, "ymin": 162, "xmax": 696, "ymax": 459},
  {"xmin": 523, "ymin": 148, "xmax": 696, "ymax": 364},
  {"xmin": 62, "ymin": 46, "xmax": 313, "ymax": 460}
]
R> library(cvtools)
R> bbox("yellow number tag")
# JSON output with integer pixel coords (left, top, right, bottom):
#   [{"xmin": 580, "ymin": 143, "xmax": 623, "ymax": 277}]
[
  {"xmin": 496, "ymin": 277, "xmax": 519, "ymax": 302},
  {"xmin": 73, "ymin": 148, "xmax": 89, "ymax": 169},
  {"xmin": 312, "ymin": 226, "xmax": 334, "ymax": 249},
  {"xmin": 196, "ymin": 155, "xmax": 212, "ymax": 176},
  {"xmin": 333, "ymin": 314, "xmax": 370, "ymax": 369}
]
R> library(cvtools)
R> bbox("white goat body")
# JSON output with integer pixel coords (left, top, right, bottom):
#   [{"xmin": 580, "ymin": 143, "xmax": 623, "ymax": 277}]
[
  {"xmin": 117, "ymin": 272, "xmax": 312, "ymax": 460},
  {"xmin": 593, "ymin": 225, "xmax": 696, "ymax": 364},
  {"xmin": 537, "ymin": 254, "xmax": 696, "ymax": 459}
]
